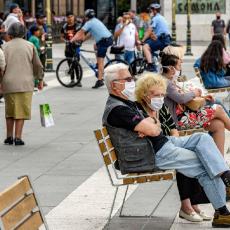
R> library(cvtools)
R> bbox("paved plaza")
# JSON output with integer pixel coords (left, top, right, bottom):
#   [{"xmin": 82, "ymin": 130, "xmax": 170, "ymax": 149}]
[{"xmin": 0, "ymin": 41, "xmax": 230, "ymax": 229}]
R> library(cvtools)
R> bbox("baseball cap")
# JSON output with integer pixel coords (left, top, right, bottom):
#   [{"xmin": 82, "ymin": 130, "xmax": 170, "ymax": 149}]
[
  {"xmin": 150, "ymin": 3, "xmax": 161, "ymax": 9},
  {"xmin": 9, "ymin": 3, "xmax": 19, "ymax": 13}
]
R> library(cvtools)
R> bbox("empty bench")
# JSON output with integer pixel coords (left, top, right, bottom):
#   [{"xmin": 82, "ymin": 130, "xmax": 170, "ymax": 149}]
[
  {"xmin": 0, "ymin": 175, "xmax": 48, "ymax": 230},
  {"xmin": 94, "ymin": 127, "xmax": 175, "ymax": 227}
]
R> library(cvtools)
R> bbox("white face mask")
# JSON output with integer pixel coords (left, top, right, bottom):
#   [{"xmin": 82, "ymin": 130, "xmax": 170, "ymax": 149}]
[
  {"xmin": 121, "ymin": 81, "xmax": 136, "ymax": 101},
  {"xmin": 173, "ymin": 67, "xmax": 181, "ymax": 80},
  {"xmin": 148, "ymin": 97, "xmax": 164, "ymax": 111}
]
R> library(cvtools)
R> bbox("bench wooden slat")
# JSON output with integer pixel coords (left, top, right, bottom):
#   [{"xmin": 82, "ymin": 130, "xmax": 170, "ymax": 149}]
[
  {"xmin": 102, "ymin": 127, "xmax": 108, "ymax": 137},
  {"xmin": 106, "ymin": 138, "xmax": 113, "ymax": 150},
  {"xmin": 179, "ymin": 128, "xmax": 205, "ymax": 136},
  {"xmin": 16, "ymin": 211, "xmax": 43, "ymax": 230},
  {"xmin": 103, "ymin": 154, "xmax": 112, "ymax": 165},
  {"xmin": 110, "ymin": 150, "xmax": 117, "ymax": 162},
  {"xmin": 0, "ymin": 177, "xmax": 31, "ymax": 212},
  {"xmin": 94, "ymin": 130, "xmax": 103, "ymax": 142},
  {"xmin": 2, "ymin": 194, "xmax": 37, "ymax": 230},
  {"xmin": 123, "ymin": 172, "xmax": 175, "ymax": 185},
  {"xmin": 99, "ymin": 142, "xmax": 107, "ymax": 154}
]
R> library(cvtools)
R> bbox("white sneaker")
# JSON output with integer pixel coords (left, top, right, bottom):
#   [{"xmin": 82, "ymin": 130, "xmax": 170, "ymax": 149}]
[
  {"xmin": 197, "ymin": 211, "xmax": 212, "ymax": 221},
  {"xmin": 179, "ymin": 210, "xmax": 203, "ymax": 222}
]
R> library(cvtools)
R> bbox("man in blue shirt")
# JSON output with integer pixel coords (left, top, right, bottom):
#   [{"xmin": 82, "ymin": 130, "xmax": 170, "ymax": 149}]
[
  {"xmin": 142, "ymin": 3, "xmax": 171, "ymax": 72},
  {"xmin": 71, "ymin": 9, "xmax": 113, "ymax": 88}
]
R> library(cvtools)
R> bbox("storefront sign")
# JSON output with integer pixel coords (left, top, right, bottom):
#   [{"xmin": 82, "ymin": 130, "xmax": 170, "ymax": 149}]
[{"xmin": 176, "ymin": 0, "xmax": 226, "ymax": 14}]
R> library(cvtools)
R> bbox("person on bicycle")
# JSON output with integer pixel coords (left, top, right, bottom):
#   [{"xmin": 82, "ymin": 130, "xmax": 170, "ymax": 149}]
[
  {"xmin": 71, "ymin": 9, "xmax": 113, "ymax": 89},
  {"xmin": 61, "ymin": 12, "xmax": 82, "ymax": 86},
  {"xmin": 142, "ymin": 3, "xmax": 171, "ymax": 72}
]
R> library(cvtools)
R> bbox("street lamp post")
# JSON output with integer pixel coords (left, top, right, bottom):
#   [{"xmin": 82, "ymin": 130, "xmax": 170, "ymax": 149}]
[
  {"xmin": 185, "ymin": 0, "xmax": 193, "ymax": 55},
  {"xmin": 46, "ymin": 0, "xmax": 54, "ymax": 71},
  {"xmin": 171, "ymin": 0, "xmax": 177, "ymax": 43}
]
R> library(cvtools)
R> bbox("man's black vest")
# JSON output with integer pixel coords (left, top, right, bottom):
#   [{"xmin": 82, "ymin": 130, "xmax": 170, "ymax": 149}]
[{"xmin": 102, "ymin": 96, "xmax": 157, "ymax": 175}]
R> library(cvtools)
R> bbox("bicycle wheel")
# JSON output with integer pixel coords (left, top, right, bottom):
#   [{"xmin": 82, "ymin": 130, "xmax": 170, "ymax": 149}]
[
  {"xmin": 130, "ymin": 58, "xmax": 147, "ymax": 76},
  {"xmin": 56, "ymin": 58, "xmax": 83, "ymax": 88},
  {"xmin": 104, "ymin": 58, "xmax": 132, "ymax": 74}
]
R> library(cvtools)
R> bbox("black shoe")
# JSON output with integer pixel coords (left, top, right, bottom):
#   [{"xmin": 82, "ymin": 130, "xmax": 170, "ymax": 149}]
[
  {"xmin": 76, "ymin": 82, "xmax": 82, "ymax": 87},
  {"xmin": 14, "ymin": 138, "xmax": 25, "ymax": 146},
  {"xmin": 92, "ymin": 80, "xmax": 104, "ymax": 89},
  {"xmin": 4, "ymin": 137, "xmax": 13, "ymax": 145}
]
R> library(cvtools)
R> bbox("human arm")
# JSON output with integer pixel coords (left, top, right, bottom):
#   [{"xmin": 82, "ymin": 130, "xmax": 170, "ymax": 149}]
[
  {"xmin": 107, "ymin": 105, "xmax": 161, "ymax": 137},
  {"xmin": 223, "ymin": 48, "xmax": 230, "ymax": 65},
  {"xmin": 211, "ymin": 20, "xmax": 214, "ymax": 35},
  {"xmin": 167, "ymin": 81, "xmax": 200, "ymax": 104},
  {"xmin": 114, "ymin": 23, "xmax": 125, "ymax": 39},
  {"xmin": 71, "ymin": 29, "xmax": 85, "ymax": 42},
  {"xmin": 141, "ymin": 26, "xmax": 152, "ymax": 42}
]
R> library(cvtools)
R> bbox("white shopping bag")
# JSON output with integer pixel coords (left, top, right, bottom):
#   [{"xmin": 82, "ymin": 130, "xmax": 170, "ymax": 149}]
[{"xmin": 40, "ymin": 103, "xmax": 55, "ymax": 127}]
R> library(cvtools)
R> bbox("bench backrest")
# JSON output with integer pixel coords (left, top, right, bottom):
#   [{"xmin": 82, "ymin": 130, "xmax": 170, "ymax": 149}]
[
  {"xmin": 94, "ymin": 127, "xmax": 175, "ymax": 186},
  {"xmin": 0, "ymin": 176, "xmax": 48, "ymax": 230}
]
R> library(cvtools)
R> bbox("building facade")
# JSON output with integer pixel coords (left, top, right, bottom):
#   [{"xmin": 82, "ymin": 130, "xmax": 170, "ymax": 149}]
[{"xmin": 0, "ymin": 0, "xmax": 159, "ymax": 30}]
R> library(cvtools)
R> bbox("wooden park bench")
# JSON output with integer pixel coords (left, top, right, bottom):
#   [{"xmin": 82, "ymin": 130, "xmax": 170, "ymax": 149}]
[
  {"xmin": 94, "ymin": 127, "xmax": 175, "ymax": 227},
  {"xmin": 0, "ymin": 175, "xmax": 49, "ymax": 230}
]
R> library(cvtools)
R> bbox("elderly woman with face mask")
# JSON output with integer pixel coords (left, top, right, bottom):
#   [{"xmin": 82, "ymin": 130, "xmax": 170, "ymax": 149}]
[
  {"xmin": 135, "ymin": 73, "xmax": 214, "ymax": 222},
  {"xmin": 1, "ymin": 22, "xmax": 43, "ymax": 145}
]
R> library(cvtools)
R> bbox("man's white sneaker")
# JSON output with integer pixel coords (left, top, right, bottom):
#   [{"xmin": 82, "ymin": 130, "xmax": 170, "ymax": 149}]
[{"xmin": 179, "ymin": 210, "xmax": 203, "ymax": 222}]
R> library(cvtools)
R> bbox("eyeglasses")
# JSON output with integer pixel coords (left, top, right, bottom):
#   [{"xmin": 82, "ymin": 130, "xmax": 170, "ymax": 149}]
[{"xmin": 113, "ymin": 77, "xmax": 134, "ymax": 83}]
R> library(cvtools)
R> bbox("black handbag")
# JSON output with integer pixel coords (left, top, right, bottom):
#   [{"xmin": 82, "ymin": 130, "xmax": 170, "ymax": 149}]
[{"xmin": 110, "ymin": 45, "xmax": 125, "ymax": 54}]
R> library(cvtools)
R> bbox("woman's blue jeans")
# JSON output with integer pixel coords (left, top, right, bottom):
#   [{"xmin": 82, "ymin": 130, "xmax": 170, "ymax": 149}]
[{"xmin": 155, "ymin": 133, "xmax": 229, "ymax": 209}]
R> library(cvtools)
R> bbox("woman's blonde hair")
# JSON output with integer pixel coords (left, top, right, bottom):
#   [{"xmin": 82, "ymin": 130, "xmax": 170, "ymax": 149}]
[{"xmin": 135, "ymin": 73, "xmax": 166, "ymax": 109}]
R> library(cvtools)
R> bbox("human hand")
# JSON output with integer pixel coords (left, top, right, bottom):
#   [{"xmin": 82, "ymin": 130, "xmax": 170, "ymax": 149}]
[
  {"xmin": 204, "ymin": 94, "xmax": 214, "ymax": 102},
  {"xmin": 193, "ymin": 88, "xmax": 202, "ymax": 97},
  {"xmin": 150, "ymin": 32, "xmax": 157, "ymax": 41},
  {"xmin": 138, "ymin": 132, "xmax": 146, "ymax": 138},
  {"xmin": 38, "ymin": 80, "xmax": 44, "ymax": 90}
]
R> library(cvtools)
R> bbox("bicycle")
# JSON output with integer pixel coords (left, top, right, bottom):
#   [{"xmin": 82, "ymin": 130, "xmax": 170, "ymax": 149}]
[
  {"xmin": 56, "ymin": 41, "xmax": 130, "ymax": 88},
  {"xmin": 130, "ymin": 43, "xmax": 160, "ymax": 76}
]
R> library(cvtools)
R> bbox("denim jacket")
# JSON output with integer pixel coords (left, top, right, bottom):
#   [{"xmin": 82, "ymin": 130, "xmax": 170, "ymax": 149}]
[{"xmin": 194, "ymin": 58, "xmax": 230, "ymax": 88}]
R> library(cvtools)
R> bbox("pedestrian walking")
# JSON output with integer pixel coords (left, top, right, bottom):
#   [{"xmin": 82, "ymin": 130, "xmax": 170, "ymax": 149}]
[
  {"xmin": 211, "ymin": 12, "xmax": 226, "ymax": 36},
  {"xmin": 1, "ymin": 23, "xmax": 43, "ymax": 146},
  {"xmin": 71, "ymin": 9, "xmax": 113, "ymax": 89}
]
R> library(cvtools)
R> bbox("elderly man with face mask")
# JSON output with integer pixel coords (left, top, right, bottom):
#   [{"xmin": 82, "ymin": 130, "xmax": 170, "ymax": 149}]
[{"xmin": 102, "ymin": 63, "xmax": 230, "ymax": 228}]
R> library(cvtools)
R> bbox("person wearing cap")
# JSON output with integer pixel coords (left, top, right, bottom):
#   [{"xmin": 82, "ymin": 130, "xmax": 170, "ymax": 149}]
[
  {"xmin": 71, "ymin": 9, "xmax": 113, "ymax": 89},
  {"xmin": 1, "ymin": 23, "xmax": 43, "ymax": 146},
  {"xmin": 142, "ymin": 3, "xmax": 171, "ymax": 72},
  {"xmin": 61, "ymin": 12, "xmax": 82, "ymax": 86},
  {"xmin": 2, "ymin": 3, "xmax": 24, "ymax": 32}
]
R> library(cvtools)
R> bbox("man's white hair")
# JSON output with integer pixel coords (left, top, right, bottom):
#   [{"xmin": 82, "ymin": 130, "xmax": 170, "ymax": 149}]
[{"xmin": 104, "ymin": 63, "xmax": 129, "ymax": 93}]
